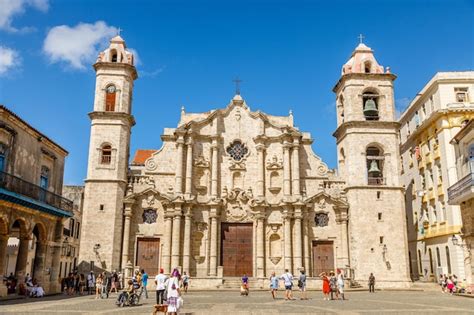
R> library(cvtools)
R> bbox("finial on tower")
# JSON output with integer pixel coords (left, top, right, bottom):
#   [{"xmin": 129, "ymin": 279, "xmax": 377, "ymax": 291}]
[
  {"xmin": 358, "ymin": 34, "xmax": 365, "ymax": 44},
  {"xmin": 233, "ymin": 77, "xmax": 242, "ymax": 95},
  {"xmin": 117, "ymin": 27, "xmax": 123, "ymax": 36}
]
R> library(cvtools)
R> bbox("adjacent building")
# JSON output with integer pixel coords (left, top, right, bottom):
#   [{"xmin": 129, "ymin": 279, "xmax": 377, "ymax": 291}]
[
  {"xmin": 79, "ymin": 37, "xmax": 411, "ymax": 288},
  {"xmin": 0, "ymin": 105, "xmax": 72, "ymax": 296},
  {"xmin": 399, "ymin": 72, "xmax": 474, "ymax": 282},
  {"xmin": 448, "ymin": 119, "xmax": 473, "ymax": 287}
]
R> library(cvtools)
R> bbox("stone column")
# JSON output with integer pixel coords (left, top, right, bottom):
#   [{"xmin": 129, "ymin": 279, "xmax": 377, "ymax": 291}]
[
  {"xmin": 283, "ymin": 141, "xmax": 292, "ymax": 198},
  {"xmin": 283, "ymin": 211, "xmax": 292, "ymax": 271},
  {"xmin": 303, "ymin": 212, "xmax": 310, "ymax": 276},
  {"xmin": 175, "ymin": 135, "xmax": 185, "ymax": 194},
  {"xmin": 338, "ymin": 211, "xmax": 350, "ymax": 269},
  {"xmin": 33, "ymin": 241, "xmax": 48, "ymax": 284},
  {"xmin": 0, "ymin": 234, "xmax": 8, "ymax": 296},
  {"xmin": 292, "ymin": 138, "xmax": 301, "ymax": 198},
  {"xmin": 256, "ymin": 144, "xmax": 266, "ymax": 197},
  {"xmin": 171, "ymin": 205, "xmax": 182, "ymax": 269},
  {"xmin": 256, "ymin": 214, "xmax": 265, "ymax": 277},
  {"xmin": 293, "ymin": 206, "xmax": 303, "ymax": 271},
  {"xmin": 182, "ymin": 205, "xmax": 192, "ymax": 274},
  {"xmin": 163, "ymin": 214, "xmax": 173, "ymax": 274},
  {"xmin": 121, "ymin": 203, "xmax": 133, "ymax": 267},
  {"xmin": 48, "ymin": 242, "xmax": 62, "ymax": 293},
  {"xmin": 185, "ymin": 138, "xmax": 193, "ymax": 196},
  {"xmin": 15, "ymin": 236, "xmax": 31, "ymax": 283},
  {"xmin": 209, "ymin": 207, "xmax": 219, "ymax": 276},
  {"xmin": 210, "ymin": 138, "xmax": 219, "ymax": 198}
]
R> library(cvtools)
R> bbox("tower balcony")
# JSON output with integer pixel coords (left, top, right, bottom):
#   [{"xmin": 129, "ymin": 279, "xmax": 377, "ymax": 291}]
[
  {"xmin": 0, "ymin": 170, "xmax": 72, "ymax": 217},
  {"xmin": 367, "ymin": 177, "xmax": 385, "ymax": 185},
  {"xmin": 448, "ymin": 172, "xmax": 474, "ymax": 205}
]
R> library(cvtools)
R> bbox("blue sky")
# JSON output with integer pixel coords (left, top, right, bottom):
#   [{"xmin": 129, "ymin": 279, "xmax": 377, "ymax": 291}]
[{"xmin": 0, "ymin": 0, "xmax": 473, "ymax": 185}]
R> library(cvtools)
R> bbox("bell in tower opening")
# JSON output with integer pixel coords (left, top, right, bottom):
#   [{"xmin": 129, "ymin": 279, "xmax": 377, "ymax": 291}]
[{"xmin": 363, "ymin": 96, "xmax": 379, "ymax": 120}]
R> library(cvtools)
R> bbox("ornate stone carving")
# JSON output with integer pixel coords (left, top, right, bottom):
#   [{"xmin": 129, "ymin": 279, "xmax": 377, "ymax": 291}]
[
  {"xmin": 142, "ymin": 209, "xmax": 157, "ymax": 224},
  {"xmin": 222, "ymin": 188, "xmax": 259, "ymax": 222},
  {"xmin": 194, "ymin": 155, "xmax": 210, "ymax": 168},
  {"xmin": 145, "ymin": 158, "xmax": 157, "ymax": 171},
  {"xmin": 226, "ymin": 140, "xmax": 249, "ymax": 162},
  {"xmin": 266, "ymin": 155, "xmax": 283, "ymax": 170},
  {"xmin": 315, "ymin": 212, "xmax": 329, "ymax": 227}
]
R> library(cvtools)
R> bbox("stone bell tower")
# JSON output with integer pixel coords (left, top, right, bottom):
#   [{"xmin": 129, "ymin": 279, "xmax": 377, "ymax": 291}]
[
  {"xmin": 332, "ymin": 40, "xmax": 411, "ymax": 287},
  {"xmin": 79, "ymin": 35, "xmax": 138, "ymax": 272}
]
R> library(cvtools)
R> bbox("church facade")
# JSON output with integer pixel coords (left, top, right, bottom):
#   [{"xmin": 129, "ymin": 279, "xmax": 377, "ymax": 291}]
[{"xmin": 79, "ymin": 36, "xmax": 411, "ymax": 288}]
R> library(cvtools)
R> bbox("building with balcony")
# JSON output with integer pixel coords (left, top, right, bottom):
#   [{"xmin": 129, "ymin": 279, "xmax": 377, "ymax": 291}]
[
  {"xmin": 60, "ymin": 186, "xmax": 84, "ymax": 278},
  {"xmin": 448, "ymin": 119, "xmax": 473, "ymax": 287},
  {"xmin": 0, "ymin": 105, "xmax": 72, "ymax": 296},
  {"xmin": 399, "ymin": 72, "xmax": 474, "ymax": 282}
]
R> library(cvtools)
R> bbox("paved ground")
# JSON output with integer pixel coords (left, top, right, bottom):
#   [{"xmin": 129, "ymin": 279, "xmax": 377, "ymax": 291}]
[{"xmin": 0, "ymin": 290, "xmax": 473, "ymax": 314}]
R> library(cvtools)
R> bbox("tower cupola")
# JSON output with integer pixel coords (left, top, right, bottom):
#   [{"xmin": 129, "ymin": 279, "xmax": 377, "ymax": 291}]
[
  {"xmin": 342, "ymin": 43, "xmax": 387, "ymax": 75},
  {"xmin": 96, "ymin": 35, "xmax": 135, "ymax": 66}
]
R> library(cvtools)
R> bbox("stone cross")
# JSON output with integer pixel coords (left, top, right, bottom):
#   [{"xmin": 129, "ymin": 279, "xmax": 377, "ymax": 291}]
[
  {"xmin": 233, "ymin": 77, "xmax": 242, "ymax": 95},
  {"xmin": 117, "ymin": 27, "xmax": 123, "ymax": 36},
  {"xmin": 358, "ymin": 34, "xmax": 365, "ymax": 44}
]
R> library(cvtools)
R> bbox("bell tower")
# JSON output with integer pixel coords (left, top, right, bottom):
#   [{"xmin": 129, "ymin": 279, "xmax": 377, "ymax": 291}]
[
  {"xmin": 333, "ymin": 41, "xmax": 411, "ymax": 287},
  {"xmin": 79, "ymin": 35, "xmax": 138, "ymax": 272}
]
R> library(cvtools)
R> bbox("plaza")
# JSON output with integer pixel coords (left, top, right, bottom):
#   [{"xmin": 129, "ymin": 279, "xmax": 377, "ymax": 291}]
[{"xmin": 0, "ymin": 289, "xmax": 473, "ymax": 314}]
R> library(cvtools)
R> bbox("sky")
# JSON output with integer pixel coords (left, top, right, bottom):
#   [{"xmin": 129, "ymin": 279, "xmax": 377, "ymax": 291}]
[{"xmin": 0, "ymin": 0, "xmax": 473, "ymax": 185}]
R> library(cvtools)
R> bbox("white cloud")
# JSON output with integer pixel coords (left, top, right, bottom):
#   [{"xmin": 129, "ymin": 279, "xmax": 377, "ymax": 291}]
[
  {"xmin": 0, "ymin": 0, "xmax": 49, "ymax": 32},
  {"xmin": 0, "ymin": 45, "xmax": 20, "ymax": 75},
  {"xmin": 43, "ymin": 21, "xmax": 117, "ymax": 70}
]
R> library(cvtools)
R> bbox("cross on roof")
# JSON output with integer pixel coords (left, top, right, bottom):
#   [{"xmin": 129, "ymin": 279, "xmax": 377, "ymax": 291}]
[
  {"xmin": 117, "ymin": 27, "xmax": 123, "ymax": 36},
  {"xmin": 233, "ymin": 77, "xmax": 242, "ymax": 95},
  {"xmin": 358, "ymin": 34, "xmax": 365, "ymax": 44}
]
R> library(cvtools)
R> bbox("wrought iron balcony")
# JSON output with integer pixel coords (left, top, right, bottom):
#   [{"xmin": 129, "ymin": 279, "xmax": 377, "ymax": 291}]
[
  {"xmin": 448, "ymin": 172, "xmax": 474, "ymax": 205},
  {"xmin": 0, "ymin": 170, "xmax": 73, "ymax": 214}
]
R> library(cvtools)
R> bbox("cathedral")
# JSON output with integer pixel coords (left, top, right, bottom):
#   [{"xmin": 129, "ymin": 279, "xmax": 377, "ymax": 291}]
[{"xmin": 78, "ymin": 35, "xmax": 411, "ymax": 288}]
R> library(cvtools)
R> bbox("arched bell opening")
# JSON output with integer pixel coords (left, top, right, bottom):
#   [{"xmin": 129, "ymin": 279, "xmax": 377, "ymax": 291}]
[
  {"xmin": 362, "ymin": 89, "xmax": 379, "ymax": 121},
  {"xmin": 366, "ymin": 146, "xmax": 384, "ymax": 185}
]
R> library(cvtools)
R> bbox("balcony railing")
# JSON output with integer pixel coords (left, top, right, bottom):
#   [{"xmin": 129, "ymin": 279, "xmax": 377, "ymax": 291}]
[
  {"xmin": 448, "ymin": 172, "xmax": 474, "ymax": 204},
  {"xmin": 368, "ymin": 177, "xmax": 385, "ymax": 185},
  {"xmin": 0, "ymin": 170, "xmax": 73, "ymax": 213}
]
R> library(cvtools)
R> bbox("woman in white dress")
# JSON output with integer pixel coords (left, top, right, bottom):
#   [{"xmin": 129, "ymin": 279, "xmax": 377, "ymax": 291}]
[{"xmin": 166, "ymin": 268, "xmax": 181, "ymax": 315}]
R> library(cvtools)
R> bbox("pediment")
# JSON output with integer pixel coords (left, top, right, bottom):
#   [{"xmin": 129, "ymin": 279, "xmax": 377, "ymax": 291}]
[{"xmin": 304, "ymin": 191, "xmax": 349, "ymax": 208}]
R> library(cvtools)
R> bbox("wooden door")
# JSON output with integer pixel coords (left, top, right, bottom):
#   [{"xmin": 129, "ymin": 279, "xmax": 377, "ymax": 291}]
[
  {"xmin": 312, "ymin": 241, "xmax": 334, "ymax": 276},
  {"xmin": 221, "ymin": 223, "xmax": 253, "ymax": 277},
  {"xmin": 136, "ymin": 238, "xmax": 160, "ymax": 276}
]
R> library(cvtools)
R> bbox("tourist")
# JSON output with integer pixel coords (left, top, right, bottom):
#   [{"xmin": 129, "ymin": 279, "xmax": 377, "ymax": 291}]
[
  {"xmin": 166, "ymin": 268, "xmax": 182, "ymax": 315},
  {"xmin": 319, "ymin": 272, "xmax": 331, "ymax": 300},
  {"xmin": 337, "ymin": 269, "xmax": 345, "ymax": 300},
  {"xmin": 79, "ymin": 274, "xmax": 85, "ymax": 295},
  {"xmin": 95, "ymin": 273, "xmax": 103, "ymax": 299},
  {"xmin": 110, "ymin": 270, "xmax": 119, "ymax": 293},
  {"xmin": 329, "ymin": 271, "xmax": 337, "ymax": 300},
  {"xmin": 182, "ymin": 271, "xmax": 190, "ymax": 293},
  {"xmin": 280, "ymin": 269, "xmax": 295, "ymax": 300},
  {"xmin": 368, "ymin": 273, "xmax": 375, "ymax": 293},
  {"xmin": 269, "ymin": 271, "xmax": 279, "ymax": 299},
  {"xmin": 154, "ymin": 268, "xmax": 168, "ymax": 305},
  {"xmin": 452, "ymin": 274, "xmax": 458, "ymax": 287},
  {"xmin": 87, "ymin": 271, "xmax": 95, "ymax": 295},
  {"xmin": 67, "ymin": 273, "xmax": 75, "ymax": 296},
  {"xmin": 118, "ymin": 272, "xmax": 123, "ymax": 290},
  {"xmin": 446, "ymin": 276, "xmax": 455, "ymax": 294},
  {"xmin": 241, "ymin": 274, "xmax": 249, "ymax": 296},
  {"xmin": 439, "ymin": 274, "xmax": 445, "ymax": 293},
  {"xmin": 141, "ymin": 269, "xmax": 149, "ymax": 299},
  {"xmin": 298, "ymin": 269, "xmax": 307, "ymax": 300},
  {"xmin": 132, "ymin": 270, "xmax": 142, "ymax": 295}
]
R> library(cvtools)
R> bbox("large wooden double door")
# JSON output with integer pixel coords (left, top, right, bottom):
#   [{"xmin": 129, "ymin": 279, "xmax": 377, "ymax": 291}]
[
  {"xmin": 312, "ymin": 241, "xmax": 334, "ymax": 276},
  {"xmin": 136, "ymin": 238, "xmax": 160, "ymax": 276},
  {"xmin": 220, "ymin": 223, "xmax": 253, "ymax": 277}
]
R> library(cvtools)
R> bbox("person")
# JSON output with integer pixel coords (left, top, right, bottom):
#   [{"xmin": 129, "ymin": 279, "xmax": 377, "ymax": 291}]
[
  {"xmin": 132, "ymin": 270, "xmax": 142, "ymax": 296},
  {"xmin": 337, "ymin": 269, "xmax": 345, "ymax": 300},
  {"xmin": 118, "ymin": 272, "xmax": 123, "ymax": 290},
  {"xmin": 166, "ymin": 268, "xmax": 181, "ymax": 315},
  {"xmin": 87, "ymin": 271, "xmax": 95, "ymax": 295},
  {"xmin": 446, "ymin": 276, "xmax": 455, "ymax": 294},
  {"xmin": 269, "ymin": 271, "xmax": 279, "ymax": 299},
  {"xmin": 453, "ymin": 274, "xmax": 458, "ymax": 287},
  {"xmin": 117, "ymin": 279, "xmax": 135, "ymax": 306},
  {"xmin": 140, "ymin": 269, "xmax": 149, "ymax": 299},
  {"xmin": 67, "ymin": 273, "xmax": 75, "ymax": 296},
  {"xmin": 329, "ymin": 271, "xmax": 337, "ymax": 300},
  {"xmin": 182, "ymin": 272, "xmax": 190, "ymax": 293},
  {"xmin": 241, "ymin": 274, "xmax": 249, "ymax": 296},
  {"xmin": 439, "ymin": 274, "xmax": 446, "ymax": 293},
  {"xmin": 298, "ymin": 269, "xmax": 307, "ymax": 300},
  {"xmin": 368, "ymin": 273, "xmax": 375, "ymax": 293},
  {"xmin": 154, "ymin": 268, "xmax": 168, "ymax": 305},
  {"xmin": 95, "ymin": 273, "xmax": 103, "ymax": 299},
  {"xmin": 319, "ymin": 272, "xmax": 331, "ymax": 300},
  {"xmin": 79, "ymin": 273, "xmax": 85, "ymax": 295},
  {"xmin": 280, "ymin": 269, "xmax": 295, "ymax": 300},
  {"xmin": 110, "ymin": 270, "xmax": 119, "ymax": 293},
  {"xmin": 74, "ymin": 273, "xmax": 80, "ymax": 295},
  {"xmin": 30, "ymin": 279, "xmax": 45, "ymax": 298}
]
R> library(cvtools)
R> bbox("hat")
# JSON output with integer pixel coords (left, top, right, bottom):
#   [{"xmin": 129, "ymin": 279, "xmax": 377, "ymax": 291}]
[{"xmin": 160, "ymin": 268, "xmax": 164, "ymax": 273}]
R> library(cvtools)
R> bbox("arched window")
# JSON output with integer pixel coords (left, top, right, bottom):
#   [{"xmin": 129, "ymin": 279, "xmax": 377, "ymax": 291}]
[
  {"xmin": 366, "ymin": 146, "xmax": 384, "ymax": 185},
  {"xmin": 105, "ymin": 85, "xmax": 116, "ymax": 112},
  {"xmin": 110, "ymin": 49, "xmax": 118, "ymax": 62},
  {"xmin": 362, "ymin": 90, "xmax": 379, "ymax": 121},
  {"xmin": 446, "ymin": 246, "xmax": 452, "ymax": 274},
  {"xmin": 0, "ymin": 143, "xmax": 6, "ymax": 172},
  {"xmin": 417, "ymin": 250, "xmax": 422, "ymax": 274},
  {"xmin": 364, "ymin": 61, "xmax": 372, "ymax": 73},
  {"xmin": 428, "ymin": 248, "xmax": 434, "ymax": 274},
  {"xmin": 101, "ymin": 145, "xmax": 112, "ymax": 164}
]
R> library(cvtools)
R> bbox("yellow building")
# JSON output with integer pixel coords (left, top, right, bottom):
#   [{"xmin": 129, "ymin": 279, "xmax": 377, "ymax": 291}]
[{"xmin": 399, "ymin": 72, "xmax": 474, "ymax": 282}]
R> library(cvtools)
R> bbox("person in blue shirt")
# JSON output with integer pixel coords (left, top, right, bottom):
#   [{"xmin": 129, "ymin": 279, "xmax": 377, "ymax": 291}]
[{"xmin": 140, "ymin": 269, "xmax": 149, "ymax": 299}]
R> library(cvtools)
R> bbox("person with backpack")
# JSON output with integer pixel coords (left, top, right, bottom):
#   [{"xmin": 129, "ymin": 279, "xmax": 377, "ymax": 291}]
[
  {"xmin": 298, "ymin": 269, "xmax": 307, "ymax": 300},
  {"xmin": 280, "ymin": 269, "xmax": 295, "ymax": 300}
]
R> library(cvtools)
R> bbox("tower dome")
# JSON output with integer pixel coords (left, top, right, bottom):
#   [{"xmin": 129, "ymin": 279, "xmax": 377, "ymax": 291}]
[
  {"xmin": 95, "ymin": 35, "xmax": 135, "ymax": 66},
  {"xmin": 341, "ymin": 42, "xmax": 386, "ymax": 75}
]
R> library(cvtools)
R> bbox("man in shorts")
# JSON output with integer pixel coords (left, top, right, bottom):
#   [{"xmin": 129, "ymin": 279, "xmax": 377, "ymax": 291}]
[{"xmin": 280, "ymin": 269, "xmax": 295, "ymax": 300}]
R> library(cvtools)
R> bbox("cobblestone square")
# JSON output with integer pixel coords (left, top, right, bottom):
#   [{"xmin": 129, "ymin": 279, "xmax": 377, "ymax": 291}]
[{"xmin": 0, "ymin": 290, "xmax": 473, "ymax": 314}]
